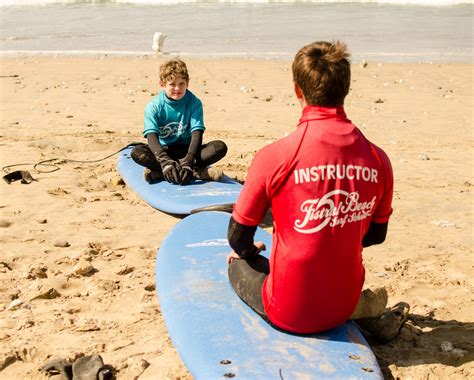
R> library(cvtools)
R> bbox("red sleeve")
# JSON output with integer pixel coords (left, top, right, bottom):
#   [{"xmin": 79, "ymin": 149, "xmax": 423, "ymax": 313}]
[
  {"xmin": 232, "ymin": 150, "xmax": 270, "ymax": 226},
  {"xmin": 371, "ymin": 148, "xmax": 394, "ymax": 224}
]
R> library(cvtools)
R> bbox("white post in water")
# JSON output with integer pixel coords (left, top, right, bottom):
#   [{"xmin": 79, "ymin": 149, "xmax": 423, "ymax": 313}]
[{"xmin": 152, "ymin": 32, "xmax": 166, "ymax": 55}]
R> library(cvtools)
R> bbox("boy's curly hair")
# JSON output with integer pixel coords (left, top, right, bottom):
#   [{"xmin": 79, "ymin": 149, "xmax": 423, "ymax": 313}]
[
  {"xmin": 159, "ymin": 59, "xmax": 190, "ymax": 83},
  {"xmin": 292, "ymin": 41, "xmax": 351, "ymax": 106}
]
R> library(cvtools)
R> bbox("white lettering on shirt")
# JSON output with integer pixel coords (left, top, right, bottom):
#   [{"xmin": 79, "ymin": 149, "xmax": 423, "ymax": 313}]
[
  {"xmin": 160, "ymin": 121, "xmax": 187, "ymax": 139},
  {"xmin": 294, "ymin": 165, "xmax": 378, "ymax": 184},
  {"xmin": 294, "ymin": 190, "xmax": 376, "ymax": 234}
]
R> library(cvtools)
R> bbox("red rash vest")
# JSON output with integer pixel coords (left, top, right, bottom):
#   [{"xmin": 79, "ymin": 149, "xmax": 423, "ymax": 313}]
[{"xmin": 232, "ymin": 105, "xmax": 393, "ymax": 334}]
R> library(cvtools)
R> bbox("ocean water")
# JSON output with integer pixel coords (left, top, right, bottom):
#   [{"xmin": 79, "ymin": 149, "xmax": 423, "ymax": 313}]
[{"xmin": 1, "ymin": 1, "xmax": 472, "ymax": 62}]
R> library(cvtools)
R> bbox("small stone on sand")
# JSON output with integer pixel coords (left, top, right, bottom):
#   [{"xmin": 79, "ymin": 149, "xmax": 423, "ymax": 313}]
[
  {"xmin": 73, "ymin": 260, "xmax": 95, "ymax": 276},
  {"xmin": 6, "ymin": 299, "xmax": 24, "ymax": 311},
  {"xmin": 0, "ymin": 219, "xmax": 12, "ymax": 228},
  {"xmin": 110, "ymin": 175, "xmax": 125, "ymax": 186},
  {"xmin": 116, "ymin": 265, "xmax": 134, "ymax": 275},
  {"xmin": 30, "ymin": 288, "xmax": 60, "ymax": 301},
  {"xmin": 54, "ymin": 240, "xmax": 70, "ymax": 248}
]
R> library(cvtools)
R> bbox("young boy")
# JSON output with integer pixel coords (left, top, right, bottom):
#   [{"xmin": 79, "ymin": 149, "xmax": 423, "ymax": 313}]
[
  {"xmin": 227, "ymin": 41, "xmax": 410, "ymax": 343},
  {"xmin": 131, "ymin": 58, "xmax": 227, "ymax": 185}
]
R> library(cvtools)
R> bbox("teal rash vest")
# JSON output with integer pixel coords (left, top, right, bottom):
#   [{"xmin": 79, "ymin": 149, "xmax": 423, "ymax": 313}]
[{"xmin": 143, "ymin": 90, "xmax": 205, "ymax": 146}]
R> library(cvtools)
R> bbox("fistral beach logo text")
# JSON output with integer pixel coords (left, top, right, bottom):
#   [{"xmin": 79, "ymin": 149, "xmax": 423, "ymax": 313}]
[
  {"xmin": 160, "ymin": 121, "xmax": 187, "ymax": 138},
  {"xmin": 292, "ymin": 164, "xmax": 378, "ymax": 234},
  {"xmin": 294, "ymin": 190, "xmax": 376, "ymax": 234}
]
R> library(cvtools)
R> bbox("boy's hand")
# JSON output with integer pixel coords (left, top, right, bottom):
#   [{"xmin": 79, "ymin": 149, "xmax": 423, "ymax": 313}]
[
  {"xmin": 157, "ymin": 153, "xmax": 181, "ymax": 184},
  {"xmin": 162, "ymin": 161, "xmax": 181, "ymax": 184},
  {"xmin": 179, "ymin": 166, "xmax": 193, "ymax": 184},
  {"xmin": 178, "ymin": 155, "xmax": 195, "ymax": 185}
]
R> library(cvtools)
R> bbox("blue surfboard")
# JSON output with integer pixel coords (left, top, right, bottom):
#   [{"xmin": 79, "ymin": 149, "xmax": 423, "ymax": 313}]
[
  {"xmin": 156, "ymin": 211, "xmax": 383, "ymax": 379},
  {"xmin": 117, "ymin": 147, "xmax": 242, "ymax": 215}
]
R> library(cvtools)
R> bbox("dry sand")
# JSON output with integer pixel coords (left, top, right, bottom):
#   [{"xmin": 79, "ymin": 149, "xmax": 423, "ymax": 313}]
[{"xmin": 0, "ymin": 55, "xmax": 473, "ymax": 379}]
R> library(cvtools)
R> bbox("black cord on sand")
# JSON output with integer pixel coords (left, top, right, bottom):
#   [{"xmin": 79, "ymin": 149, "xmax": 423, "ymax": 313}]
[{"xmin": 1, "ymin": 142, "xmax": 143, "ymax": 174}]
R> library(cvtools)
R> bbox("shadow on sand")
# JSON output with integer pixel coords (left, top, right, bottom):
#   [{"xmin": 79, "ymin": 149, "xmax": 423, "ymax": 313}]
[{"xmin": 366, "ymin": 313, "xmax": 474, "ymax": 379}]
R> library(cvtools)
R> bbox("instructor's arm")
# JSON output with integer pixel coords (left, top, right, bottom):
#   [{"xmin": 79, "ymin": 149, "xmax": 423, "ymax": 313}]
[
  {"xmin": 362, "ymin": 222, "xmax": 388, "ymax": 247},
  {"xmin": 227, "ymin": 217, "xmax": 265, "ymax": 264}
]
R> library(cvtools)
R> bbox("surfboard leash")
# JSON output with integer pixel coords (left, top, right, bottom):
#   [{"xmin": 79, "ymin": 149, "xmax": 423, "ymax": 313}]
[{"xmin": 2, "ymin": 142, "xmax": 144, "ymax": 184}]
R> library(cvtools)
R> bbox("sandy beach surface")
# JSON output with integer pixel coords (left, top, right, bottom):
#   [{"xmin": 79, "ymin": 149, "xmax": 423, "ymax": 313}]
[{"xmin": 0, "ymin": 55, "xmax": 472, "ymax": 379}]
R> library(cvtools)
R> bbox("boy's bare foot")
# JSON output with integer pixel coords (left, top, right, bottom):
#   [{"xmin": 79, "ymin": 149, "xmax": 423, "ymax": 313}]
[
  {"xmin": 195, "ymin": 166, "xmax": 224, "ymax": 182},
  {"xmin": 354, "ymin": 302, "xmax": 410, "ymax": 344},
  {"xmin": 144, "ymin": 168, "xmax": 163, "ymax": 184}
]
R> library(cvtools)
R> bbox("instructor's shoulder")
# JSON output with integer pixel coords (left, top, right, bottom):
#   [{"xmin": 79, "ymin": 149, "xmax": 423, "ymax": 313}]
[{"xmin": 371, "ymin": 141, "xmax": 393, "ymax": 169}]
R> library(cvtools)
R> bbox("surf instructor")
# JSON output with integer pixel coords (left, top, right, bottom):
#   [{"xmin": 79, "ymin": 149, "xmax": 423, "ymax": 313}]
[{"xmin": 227, "ymin": 40, "xmax": 410, "ymax": 342}]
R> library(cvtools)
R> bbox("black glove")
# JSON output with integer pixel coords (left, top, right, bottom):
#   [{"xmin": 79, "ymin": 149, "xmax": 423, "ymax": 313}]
[
  {"xmin": 157, "ymin": 153, "xmax": 181, "ymax": 184},
  {"xmin": 178, "ymin": 155, "xmax": 195, "ymax": 185}
]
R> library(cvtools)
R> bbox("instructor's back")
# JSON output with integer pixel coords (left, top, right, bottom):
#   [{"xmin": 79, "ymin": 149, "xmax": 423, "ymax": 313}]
[{"xmin": 228, "ymin": 41, "xmax": 408, "ymax": 341}]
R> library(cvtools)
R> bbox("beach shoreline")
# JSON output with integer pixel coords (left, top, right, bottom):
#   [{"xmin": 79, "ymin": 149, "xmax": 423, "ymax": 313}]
[
  {"xmin": 0, "ymin": 55, "xmax": 473, "ymax": 379},
  {"xmin": 2, "ymin": 2, "xmax": 473, "ymax": 64},
  {"xmin": 2, "ymin": 51, "xmax": 473, "ymax": 65}
]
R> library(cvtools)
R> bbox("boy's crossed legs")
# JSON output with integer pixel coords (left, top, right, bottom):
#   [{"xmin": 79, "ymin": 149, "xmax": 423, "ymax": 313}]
[{"xmin": 131, "ymin": 141, "xmax": 227, "ymax": 183}]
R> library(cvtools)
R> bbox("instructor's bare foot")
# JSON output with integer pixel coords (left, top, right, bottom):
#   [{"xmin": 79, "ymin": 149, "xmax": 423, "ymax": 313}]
[{"xmin": 351, "ymin": 287, "xmax": 388, "ymax": 319}]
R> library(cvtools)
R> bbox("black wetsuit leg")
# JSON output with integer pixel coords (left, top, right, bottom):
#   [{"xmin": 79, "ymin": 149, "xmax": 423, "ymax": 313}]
[
  {"xmin": 131, "ymin": 140, "xmax": 227, "ymax": 169},
  {"xmin": 130, "ymin": 144, "xmax": 162, "ymax": 171},
  {"xmin": 228, "ymin": 255, "xmax": 270, "ymax": 319},
  {"xmin": 131, "ymin": 144, "xmax": 189, "ymax": 169},
  {"xmin": 195, "ymin": 140, "xmax": 228, "ymax": 168}
]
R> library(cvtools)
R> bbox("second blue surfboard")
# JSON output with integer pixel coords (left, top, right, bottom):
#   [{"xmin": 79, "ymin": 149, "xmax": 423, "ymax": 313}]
[{"xmin": 156, "ymin": 211, "xmax": 383, "ymax": 379}]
